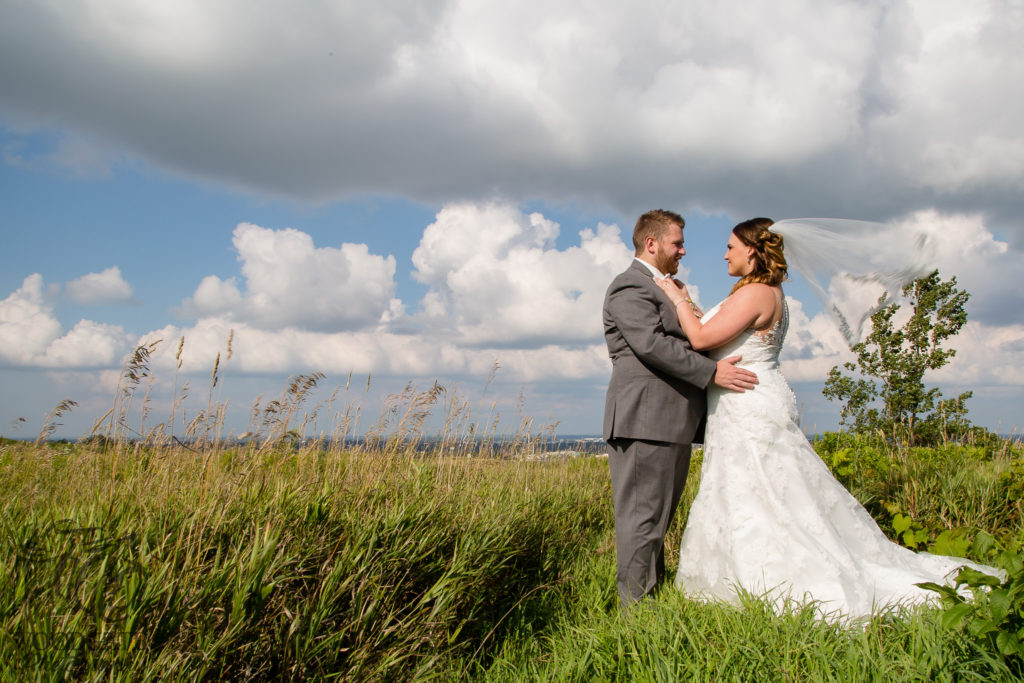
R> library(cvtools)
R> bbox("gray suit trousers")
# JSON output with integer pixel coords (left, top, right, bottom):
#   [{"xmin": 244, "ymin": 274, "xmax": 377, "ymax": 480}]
[{"xmin": 607, "ymin": 436, "xmax": 691, "ymax": 608}]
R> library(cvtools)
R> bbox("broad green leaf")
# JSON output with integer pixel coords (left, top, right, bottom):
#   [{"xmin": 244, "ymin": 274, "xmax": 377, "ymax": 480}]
[
  {"xmin": 988, "ymin": 589, "xmax": 1011, "ymax": 623},
  {"xmin": 940, "ymin": 603, "xmax": 973, "ymax": 630},
  {"xmin": 917, "ymin": 581, "xmax": 960, "ymax": 601},
  {"xmin": 892, "ymin": 514, "xmax": 912, "ymax": 534},
  {"xmin": 968, "ymin": 619, "xmax": 998, "ymax": 638},
  {"xmin": 957, "ymin": 567, "xmax": 1001, "ymax": 588},
  {"xmin": 996, "ymin": 631, "xmax": 1020, "ymax": 656}
]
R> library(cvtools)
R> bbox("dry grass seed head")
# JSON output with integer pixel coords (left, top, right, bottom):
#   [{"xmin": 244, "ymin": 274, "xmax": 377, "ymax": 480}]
[{"xmin": 36, "ymin": 399, "xmax": 79, "ymax": 445}]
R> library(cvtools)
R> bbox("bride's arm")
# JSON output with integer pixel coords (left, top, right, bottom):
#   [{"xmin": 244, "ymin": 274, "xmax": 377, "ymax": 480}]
[{"xmin": 657, "ymin": 280, "xmax": 775, "ymax": 351}]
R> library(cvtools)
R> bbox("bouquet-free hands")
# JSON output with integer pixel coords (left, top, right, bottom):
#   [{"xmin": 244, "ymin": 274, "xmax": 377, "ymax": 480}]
[{"xmin": 656, "ymin": 278, "xmax": 703, "ymax": 318}]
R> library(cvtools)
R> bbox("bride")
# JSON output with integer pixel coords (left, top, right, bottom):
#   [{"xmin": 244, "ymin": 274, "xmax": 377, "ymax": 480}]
[{"xmin": 655, "ymin": 217, "xmax": 998, "ymax": 621}]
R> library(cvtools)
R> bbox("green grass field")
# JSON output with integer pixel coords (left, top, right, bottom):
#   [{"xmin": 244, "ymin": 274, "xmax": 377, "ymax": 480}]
[
  {"xmin": 2, "ymin": 432, "xmax": 1022, "ymax": 681},
  {"xmin": 2, "ymin": 361, "xmax": 1022, "ymax": 680}
]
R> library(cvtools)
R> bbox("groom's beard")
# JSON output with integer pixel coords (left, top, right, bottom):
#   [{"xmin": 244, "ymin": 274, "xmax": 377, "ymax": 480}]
[{"xmin": 656, "ymin": 252, "xmax": 680, "ymax": 276}]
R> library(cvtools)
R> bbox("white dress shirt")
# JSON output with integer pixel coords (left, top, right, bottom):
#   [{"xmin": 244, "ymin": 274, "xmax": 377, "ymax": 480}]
[{"xmin": 634, "ymin": 257, "xmax": 670, "ymax": 280}]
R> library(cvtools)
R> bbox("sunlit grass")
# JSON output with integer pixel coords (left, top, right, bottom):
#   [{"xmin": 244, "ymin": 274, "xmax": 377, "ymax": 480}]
[
  {"xmin": 0, "ymin": 439, "xmax": 611, "ymax": 679},
  {"xmin": 2, "ymin": 340, "xmax": 1023, "ymax": 680}
]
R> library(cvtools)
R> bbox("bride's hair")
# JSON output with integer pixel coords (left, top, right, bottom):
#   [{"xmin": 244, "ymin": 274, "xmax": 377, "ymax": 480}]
[{"xmin": 730, "ymin": 217, "xmax": 788, "ymax": 294}]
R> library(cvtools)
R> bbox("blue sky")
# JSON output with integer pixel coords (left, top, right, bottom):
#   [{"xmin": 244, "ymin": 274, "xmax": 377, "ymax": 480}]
[{"xmin": 2, "ymin": 0, "xmax": 1023, "ymax": 440}]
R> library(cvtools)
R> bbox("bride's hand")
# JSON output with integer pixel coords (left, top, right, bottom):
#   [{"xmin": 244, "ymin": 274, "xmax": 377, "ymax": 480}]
[{"xmin": 656, "ymin": 277, "xmax": 688, "ymax": 306}]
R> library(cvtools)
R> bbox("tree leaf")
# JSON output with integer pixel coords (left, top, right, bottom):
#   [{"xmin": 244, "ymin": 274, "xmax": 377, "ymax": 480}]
[
  {"xmin": 940, "ymin": 603, "xmax": 973, "ymax": 630},
  {"xmin": 989, "ymin": 589, "xmax": 1011, "ymax": 624},
  {"xmin": 996, "ymin": 631, "xmax": 1020, "ymax": 656},
  {"xmin": 917, "ymin": 581, "xmax": 960, "ymax": 600},
  {"xmin": 968, "ymin": 619, "xmax": 997, "ymax": 638}
]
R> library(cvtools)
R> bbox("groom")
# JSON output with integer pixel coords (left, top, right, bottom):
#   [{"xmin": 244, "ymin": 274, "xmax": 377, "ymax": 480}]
[{"xmin": 603, "ymin": 209, "xmax": 757, "ymax": 608}]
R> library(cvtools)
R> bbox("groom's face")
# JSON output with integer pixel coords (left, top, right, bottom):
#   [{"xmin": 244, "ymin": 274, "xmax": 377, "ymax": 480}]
[{"xmin": 653, "ymin": 223, "xmax": 685, "ymax": 275}]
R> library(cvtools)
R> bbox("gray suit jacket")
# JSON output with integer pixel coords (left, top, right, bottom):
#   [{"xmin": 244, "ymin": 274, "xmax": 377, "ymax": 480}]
[{"xmin": 603, "ymin": 260, "xmax": 717, "ymax": 444}]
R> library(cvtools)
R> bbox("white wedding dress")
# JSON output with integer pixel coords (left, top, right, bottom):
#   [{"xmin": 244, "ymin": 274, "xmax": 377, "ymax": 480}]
[{"xmin": 675, "ymin": 299, "xmax": 998, "ymax": 621}]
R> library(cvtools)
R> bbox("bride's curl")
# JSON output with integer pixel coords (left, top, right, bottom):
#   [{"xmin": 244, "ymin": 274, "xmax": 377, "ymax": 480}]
[{"xmin": 729, "ymin": 217, "xmax": 789, "ymax": 294}]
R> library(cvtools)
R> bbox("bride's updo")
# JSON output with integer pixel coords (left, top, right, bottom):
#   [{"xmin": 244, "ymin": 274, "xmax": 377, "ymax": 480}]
[{"xmin": 730, "ymin": 217, "xmax": 788, "ymax": 294}]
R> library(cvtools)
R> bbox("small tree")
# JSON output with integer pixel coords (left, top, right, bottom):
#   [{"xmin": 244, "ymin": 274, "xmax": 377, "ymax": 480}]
[{"xmin": 822, "ymin": 270, "xmax": 973, "ymax": 446}]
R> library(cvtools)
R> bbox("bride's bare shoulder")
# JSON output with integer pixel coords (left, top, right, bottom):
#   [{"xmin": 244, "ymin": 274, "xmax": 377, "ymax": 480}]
[
  {"xmin": 729, "ymin": 283, "xmax": 777, "ymax": 303},
  {"xmin": 723, "ymin": 283, "xmax": 779, "ymax": 324}
]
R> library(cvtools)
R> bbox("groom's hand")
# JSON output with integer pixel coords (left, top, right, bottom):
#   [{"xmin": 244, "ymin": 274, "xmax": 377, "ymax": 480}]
[{"xmin": 713, "ymin": 355, "xmax": 758, "ymax": 392}]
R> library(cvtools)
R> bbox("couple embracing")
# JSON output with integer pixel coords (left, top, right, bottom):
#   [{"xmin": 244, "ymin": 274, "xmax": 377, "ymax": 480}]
[{"xmin": 603, "ymin": 209, "xmax": 997, "ymax": 621}]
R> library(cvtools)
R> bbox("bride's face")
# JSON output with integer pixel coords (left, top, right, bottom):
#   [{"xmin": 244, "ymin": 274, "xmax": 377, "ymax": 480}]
[{"xmin": 724, "ymin": 234, "xmax": 755, "ymax": 277}]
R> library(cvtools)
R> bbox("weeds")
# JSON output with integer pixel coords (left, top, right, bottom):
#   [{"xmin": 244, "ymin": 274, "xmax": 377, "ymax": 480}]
[
  {"xmin": 0, "ymin": 438, "xmax": 609, "ymax": 679},
  {"xmin": 920, "ymin": 554, "xmax": 1024, "ymax": 678},
  {"xmin": 2, "ymin": 340, "xmax": 1023, "ymax": 680},
  {"xmin": 35, "ymin": 399, "xmax": 78, "ymax": 446}
]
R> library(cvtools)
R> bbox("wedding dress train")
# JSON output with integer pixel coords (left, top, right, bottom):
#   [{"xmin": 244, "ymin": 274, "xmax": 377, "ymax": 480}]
[{"xmin": 675, "ymin": 299, "xmax": 998, "ymax": 620}]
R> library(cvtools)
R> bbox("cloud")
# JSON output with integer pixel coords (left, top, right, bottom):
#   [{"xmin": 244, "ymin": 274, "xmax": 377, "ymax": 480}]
[
  {"xmin": 2, "ymin": 198, "xmax": 1023, "ymax": 436},
  {"xmin": 869, "ymin": 1, "xmax": 1024, "ymax": 194},
  {"xmin": 155, "ymin": 203, "xmax": 625, "ymax": 379},
  {"xmin": 179, "ymin": 223, "xmax": 398, "ymax": 332},
  {"xmin": 141, "ymin": 317, "xmax": 610, "ymax": 384},
  {"xmin": 1, "ymin": 205, "xmax": 626, "ymax": 379},
  {"xmin": 0, "ymin": 274, "xmax": 132, "ymax": 367},
  {"xmin": 779, "ymin": 297, "xmax": 853, "ymax": 382},
  {"xmin": 411, "ymin": 202, "xmax": 635, "ymax": 346},
  {"xmin": 0, "ymin": 274, "xmax": 63, "ymax": 364},
  {"xmin": 65, "ymin": 266, "xmax": 133, "ymax": 304},
  {"xmin": 897, "ymin": 210, "xmax": 1024, "ymax": 326},
  {"xmin": 1, "ymin": 1, "xmax": 1021, "ymax": 229},
  {"xmin": 2, "ymin": 203, "xmax": 1021, "ymax": 410},
  {"xmin": 48, "ymin": 136, "xmax": 119, "ymax": 178},
  {"xmin": 933, "ymin": 320, "xmax": 1024, "ymax": 386},
  {"xmin": 42, "ymin": 319, "xmax": 132, "ymax": 367}
]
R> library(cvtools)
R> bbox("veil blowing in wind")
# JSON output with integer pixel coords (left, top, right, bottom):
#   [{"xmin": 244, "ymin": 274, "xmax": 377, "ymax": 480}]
[{"xmin": 769, "ymin": 218, "xmax": 936, "ymax": 346}]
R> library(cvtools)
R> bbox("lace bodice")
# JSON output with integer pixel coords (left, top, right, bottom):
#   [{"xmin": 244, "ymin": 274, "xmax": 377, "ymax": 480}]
[{"xmin": 701, "ymin": 298, "xmax": 789, "ymax": 368}]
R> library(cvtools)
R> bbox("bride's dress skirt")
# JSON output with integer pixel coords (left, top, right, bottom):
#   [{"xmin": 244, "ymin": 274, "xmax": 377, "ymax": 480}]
[{"xmin": 675, "ymin": 304, "xmax": 999, "ymax": 620}]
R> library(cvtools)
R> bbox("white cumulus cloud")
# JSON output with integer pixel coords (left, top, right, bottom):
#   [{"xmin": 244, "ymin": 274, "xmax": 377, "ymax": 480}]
[
  {"xmin": 179, "ymin": 223, "xmax": 398, "ymax": 332},
  {"xmin": 779, "ymin": 296, "xmax": 853, "ymax": 382},
  {"xmin": 934, "ymin": 320, "xmax": 1024, "ymax": 386},
  {"xmin": 137, "ymin": 203, "xmax": 628, "ymax": 382},
  {"xmin": 897, "ymin": 210, "xmax": 1024, "ymax": 326},
  {"xmin": 0, "ymin": 274, "xmax": 132, "ymax": 367},
  {"xmin": 411, "ymin": 202, "xmax": 635, "ymax": 346},
  {"xmin": 65, "ymin": 266, "xmax": 133, "ymax": 304},
  {"xmin": 141, "ymin": 318, "xmax": 610, "ymax": 384},
  {"xmin": 0, "ymin": 274, "xmax": 63, "ymax": 364}
]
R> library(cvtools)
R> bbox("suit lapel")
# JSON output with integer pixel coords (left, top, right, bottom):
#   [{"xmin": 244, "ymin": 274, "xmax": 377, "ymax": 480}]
[{"xmin": 631, "ymin": 260, "xmax": 685, "ymax": 336}]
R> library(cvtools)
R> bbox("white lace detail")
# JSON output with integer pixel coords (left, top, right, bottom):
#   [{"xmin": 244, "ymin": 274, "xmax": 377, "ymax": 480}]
[
  {"xmin": 675, "ymin": 298, "xmax": 1000, "ymax": 622},
  {"xmin": 753, "ymin": 299, "xmax": 789, "ymax": 349}
]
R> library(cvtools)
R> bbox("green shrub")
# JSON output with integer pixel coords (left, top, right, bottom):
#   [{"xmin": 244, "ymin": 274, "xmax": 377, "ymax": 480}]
[{"xmin": 921, "ymin": 552, "xmax": 1024, "ymax": 678}]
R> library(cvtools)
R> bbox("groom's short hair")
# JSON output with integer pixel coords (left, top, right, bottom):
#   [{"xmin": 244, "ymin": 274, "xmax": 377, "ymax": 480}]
[{"xmin": 633, "ymin": 209, "xmax": 685, "ymax": 254}]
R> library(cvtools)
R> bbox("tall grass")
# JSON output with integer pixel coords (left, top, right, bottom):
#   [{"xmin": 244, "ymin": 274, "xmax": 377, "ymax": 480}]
[
  {"xmin": 3, "ymin": 341, "xmax": 1023, "ymax": 680},
  {"xmin": 0, "ymin": 439, "xmax": 611, "ymax": 679}
]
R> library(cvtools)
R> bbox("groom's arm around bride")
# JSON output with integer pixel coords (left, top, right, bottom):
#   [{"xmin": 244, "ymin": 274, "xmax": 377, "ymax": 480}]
[{"xmin": 603, "ymin": 209, "xmax": 756, "ymax": 608}]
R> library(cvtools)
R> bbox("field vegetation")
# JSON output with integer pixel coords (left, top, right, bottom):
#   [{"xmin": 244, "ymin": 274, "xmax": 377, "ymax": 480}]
[{"xmin": 2, "ymin": 341, "xmax": 1023, "ymax": 680}]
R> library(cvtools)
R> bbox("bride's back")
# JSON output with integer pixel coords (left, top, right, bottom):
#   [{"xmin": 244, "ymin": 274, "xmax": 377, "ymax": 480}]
[{"xmin": 703, "ymin": 296, "xmax": 788, "ymax": 369}]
